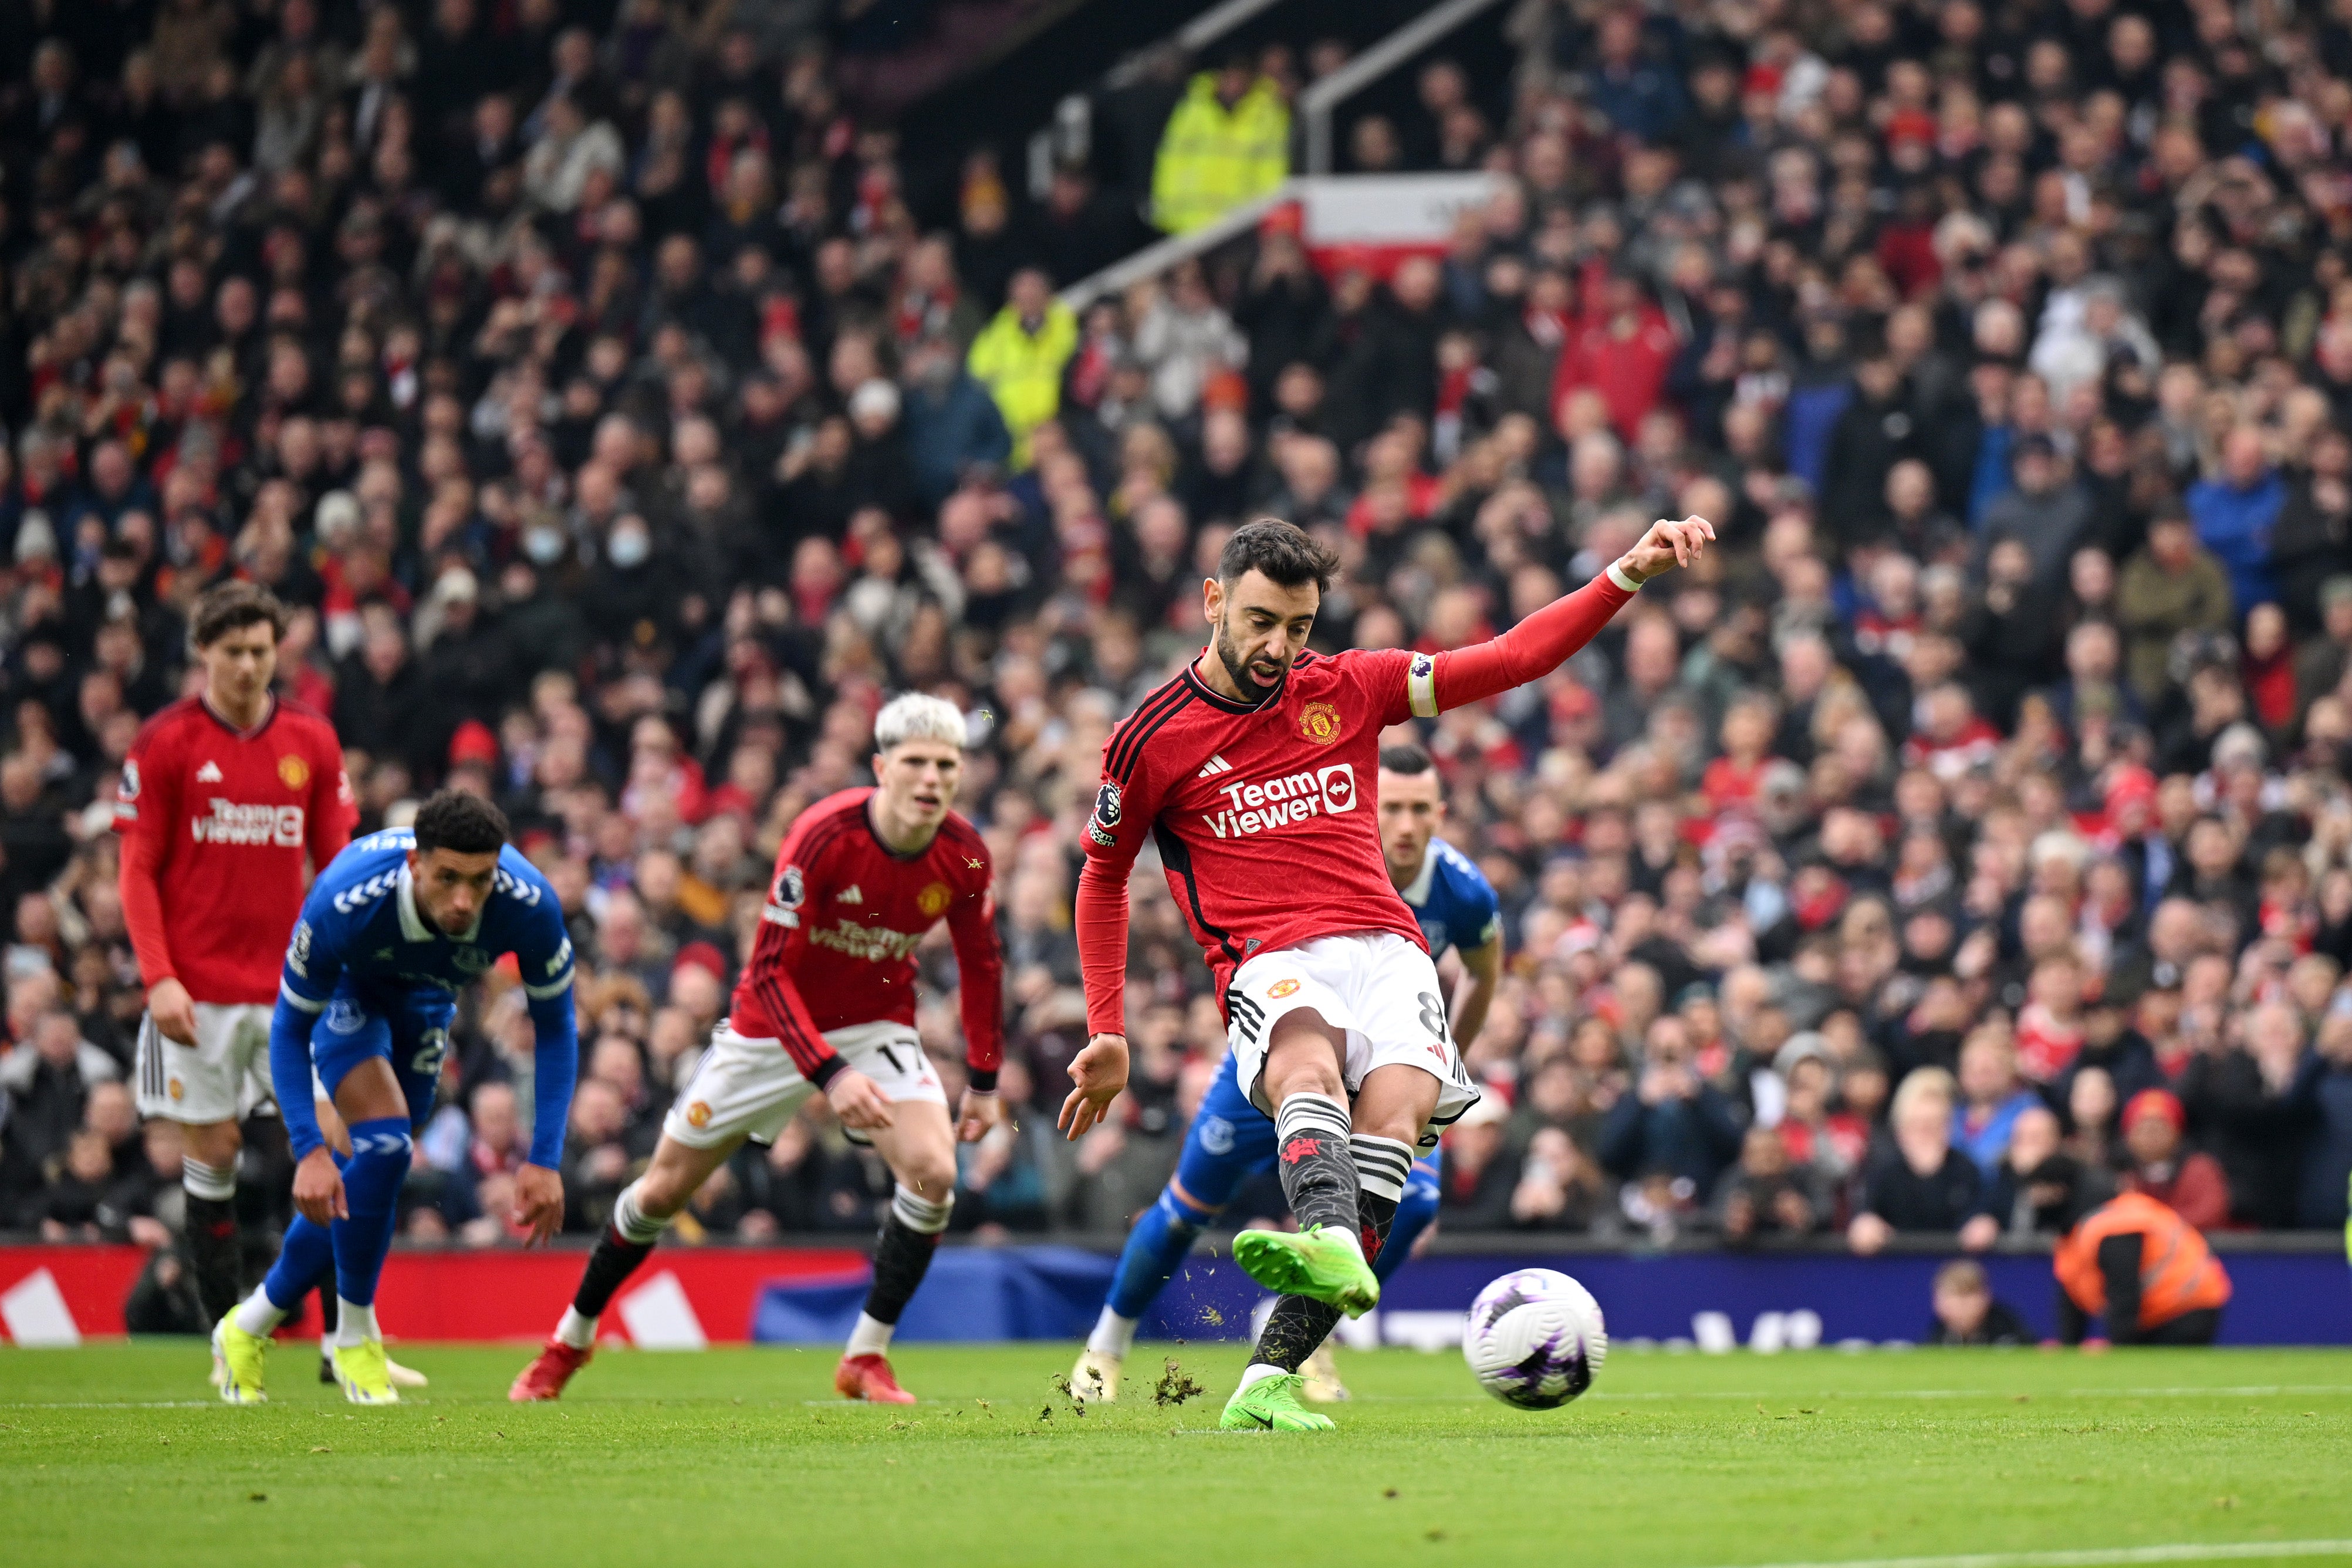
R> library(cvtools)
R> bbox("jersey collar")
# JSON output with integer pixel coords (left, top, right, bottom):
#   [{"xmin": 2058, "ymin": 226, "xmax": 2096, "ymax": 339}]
[
  {"xmin": 1397, "ymin": 845, "xmax": 1438, "ymax": 908},
  {"xmin": 1182, "ymin": 651, "xmax": 1285, "ymax": 714},
  {"xmin": 397, "ymin": 860, "xmax": 484, "ymax": 944},
  {"xmin": 198, "ymin": 692, "xmax": 278, "ymax": 741}
]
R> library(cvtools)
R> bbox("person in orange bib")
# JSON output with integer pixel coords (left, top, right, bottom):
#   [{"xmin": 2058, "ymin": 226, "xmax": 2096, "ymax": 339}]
[{"xmin": 2033, "ymin": 1155, "xmax": 2231, "ymax": 1346}]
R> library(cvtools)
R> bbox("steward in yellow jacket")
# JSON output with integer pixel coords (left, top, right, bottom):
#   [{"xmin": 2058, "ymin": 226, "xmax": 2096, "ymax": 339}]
[
  {"xmin": 1151, "ymin": 60, "xmax": 1290, "ymax": 235},
  {"xmin": 965, "ymin": 268, "xmax": 1077, "ymax": 470}
]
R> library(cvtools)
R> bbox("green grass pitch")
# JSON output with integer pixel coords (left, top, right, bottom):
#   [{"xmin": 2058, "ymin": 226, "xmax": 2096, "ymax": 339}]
[{"xmin": 5, "ymin": 1340, "xmax": 2352, "ymax": 1568}]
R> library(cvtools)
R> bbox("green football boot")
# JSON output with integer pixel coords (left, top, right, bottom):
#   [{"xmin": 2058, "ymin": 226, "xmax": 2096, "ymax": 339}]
[
  {"xmin": 1232, "ymin": 1224, "xmax": 1380, "ymax": 1317},
  {"xmin": 212, "ymin": 1316, "xmax": 269, "ymax": 1405},
  {"xmin": 332, "ymin": 1339, "xmax": 400, "ymax": 1404},
  {"xmin": 1220, "ymin": 1373, "xmax": 1337, "ymax": 1432}
]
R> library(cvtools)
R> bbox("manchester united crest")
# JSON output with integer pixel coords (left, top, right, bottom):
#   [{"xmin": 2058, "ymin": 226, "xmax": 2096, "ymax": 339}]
[
  {"xmin": 685, "ymin": 1101, "xmax": 712, "ymax": 1128},
  {"xmin": 1299, "ymin": 701, "xmax": 1343, "ymax": 745},
  {"xmin": 278, "ymin": 754, "xmax": 311, "ymax": 790},
  {"xmin": 917, "ymin": 881, "xmax": 952, "ymax": 917}
]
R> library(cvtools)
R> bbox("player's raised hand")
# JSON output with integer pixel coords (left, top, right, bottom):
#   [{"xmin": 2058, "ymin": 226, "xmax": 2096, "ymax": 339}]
[
  {"xmin": 826, "ymin": 1067, "xmax": 895, "ymax": 1131},
  {"xmin": 147, "ymin": 977, "xmax": 198, "ymax": 1046},
  {"xmin": 1058, "ymin": 1033, "xmax": 1129, "ymax": 1140},
  {"xmin": 1616, "ymin": 516, "xmax": 1715, "ymax": 584},
  {"xmin": 291, "ymin": 1146, "xmax": 348, "ymax": 1227},
  {"xmin": 512, "ymin": 1163, "xmax": 565, "ymax": 1246},
  {"xmin": 955, "ymin": 1086, "xmax": 1003, "ymax": 1143}
]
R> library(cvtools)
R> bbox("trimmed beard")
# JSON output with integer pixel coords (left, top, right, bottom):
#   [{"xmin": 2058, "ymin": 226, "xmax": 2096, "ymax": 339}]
[{"xmin": 1215, "ymin": 616, "xmax": 1289, "ymax": 704}]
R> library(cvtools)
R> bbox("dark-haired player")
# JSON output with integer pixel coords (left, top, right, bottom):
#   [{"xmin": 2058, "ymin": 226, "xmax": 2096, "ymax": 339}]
[
  {"xmin": 212, "ymin": 791, "xmax": 578, "ymax": 1404},
  {"xmin": 1067, "ymin": 513, "xmax": 1709, "ymax": 1431},
  {"xmin": 510, "ymin": 694, "xmax": 1021, "ymax": 1405},
  {"xmin": 114, "ymin": 584, "xmax": 355, "ymax": 1344},
  {"xmin": 1072, "ymin": 744, "xmax": 1501, "ymax": 1403}
]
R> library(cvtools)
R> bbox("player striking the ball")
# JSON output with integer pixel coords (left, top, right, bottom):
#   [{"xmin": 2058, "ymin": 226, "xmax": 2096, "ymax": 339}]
[
  {"xmin": 114, "ymin": 584, "xmax": 355, "ymax": 1353},
  {"xmin": 1071, "ymin": 742, "xmax": 1501, "ymax": 1403},
  {"xmin": 1067, "ymin": 513, "xmax": 1707, "ymax": 1431},
  {"xmin": 511, "ymin": 694, "xmax": 1040, "ymax": 1405},
  {"xmin": 212, "ymin": 791, "xmax": 578, "ymax": 1403}
]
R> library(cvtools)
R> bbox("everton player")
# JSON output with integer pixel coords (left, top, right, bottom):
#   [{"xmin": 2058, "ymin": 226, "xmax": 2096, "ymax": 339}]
[
  {"xmin": 115, "ymin": 584, "xmax": 356, "ymax": 1340},
  {"xmin": 1066, "ymin": 513, "xmax": 1708, "ymax": 1431},
  {"xmin": 1070, "ymin": 744, "xmax": 1501, "ymax": 1403},
  {"xmin": 211, "ymin": 792, "xmax": 578, "ymax": 1403},
  {"xmin": 511, "ymin": 694, "xmax": 1022, "ymax": 1405}
]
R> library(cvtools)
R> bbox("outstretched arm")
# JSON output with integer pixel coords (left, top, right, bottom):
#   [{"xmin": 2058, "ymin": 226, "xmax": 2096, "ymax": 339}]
[
  {"xmin": 1067, "ymin": 855, "xmax": 1133, "ymax": 1137},
  {"xmin": 1410, "ymin": 517, "xmax": 1714, "ymax": 717}
]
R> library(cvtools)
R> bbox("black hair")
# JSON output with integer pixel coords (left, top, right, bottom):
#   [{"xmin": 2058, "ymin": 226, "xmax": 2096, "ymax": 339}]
[
  {"xmin": 411, "ymin": 789, "xmax": 509, "ymax": 856},
  {"xmin": 1217, "ymin": 518, "xmax": 1337, "ymax": 596},
  {"xmin": 1379, "ymin": 742, "xmax": 1434, "ymax": 775}
]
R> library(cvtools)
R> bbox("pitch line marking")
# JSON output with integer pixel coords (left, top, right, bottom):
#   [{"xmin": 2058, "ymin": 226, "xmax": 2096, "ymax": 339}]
[{"xmin": 1701, "ymin": 1540, "xmax": 2352, "ymax": 1568}]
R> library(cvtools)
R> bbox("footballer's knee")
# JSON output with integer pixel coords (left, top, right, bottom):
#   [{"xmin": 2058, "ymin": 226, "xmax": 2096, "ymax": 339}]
[
  {"xmin": 897, "ymin": 1152, "xmax": 959, "ymax": 1204},
  {"xmin": 1262, "ymin": 1011, "xmax": 1347, "ymax": 1102},
  {"xmin": 634, "ymin": 1138, "xmax": 722, "ymax": 1218},
  {"xmin": 181, "ymin": 1118, "xmax": 242, "ymax": 1170},
  {"xmin": 1351, "ymin": 1064, "xmax": 1438, "ymax": 1147}
]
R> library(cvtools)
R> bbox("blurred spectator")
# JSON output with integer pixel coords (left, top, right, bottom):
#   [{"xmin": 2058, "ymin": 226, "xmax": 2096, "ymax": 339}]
[
  {"xmin": 1850, "ymin": 1068, "xmax": 1979, "ymax": 1253},
  {"xmin": 2118, "ymin": 1087, "xmax": 2229, "ymax": 1233},
  {"xmin": 1150, "ymin": 52, "xmax": 1289, "ymax": 235},
  {"xmin": 1924, "ymin": 1258, "xmax": 2033, "ymax": 1346}
]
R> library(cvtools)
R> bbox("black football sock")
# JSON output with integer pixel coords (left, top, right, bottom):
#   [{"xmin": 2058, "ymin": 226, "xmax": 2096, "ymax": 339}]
[
  {"xmin": 1249, "ymin": 1155, "xmax": 1404, "ymax": 1374},
  {"xmin": 853, "ymin": 1187, "xmax": 954, "ymax": 1350},
  {"xmin": 180, "ymin": 1163, "xmax": 242, "ymax": 1327},
  {"xmin": 1272, "ymin": 1093, "xmax": 1357, "ymax": 1235},
  {"xmin": 570, "ymin": 1184, "xmax": 666, "ymax": 1321}
]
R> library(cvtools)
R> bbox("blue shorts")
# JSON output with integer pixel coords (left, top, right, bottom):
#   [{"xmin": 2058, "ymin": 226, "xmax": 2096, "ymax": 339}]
[
  {"xmin": 1170, "ymin": 1052, "xmax": 1439, "ymax": 1215},
  {"xmin": 309, "ymin": 985, "xmax": 457, "ymax": 1128}
]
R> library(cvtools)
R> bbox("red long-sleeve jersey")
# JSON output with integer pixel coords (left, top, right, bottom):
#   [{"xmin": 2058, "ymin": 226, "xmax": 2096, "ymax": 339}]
[
  {"xmin": 114, "ymin": 695, "xmax": 356, "ymax": 1004},
  {"xmin": 1077, "ymin": 569, "xmax": 1638, "ymax": 1035},
  {"xmin": 729, "ymin": 788, "xmax": 1006, "ymax": 1089}
]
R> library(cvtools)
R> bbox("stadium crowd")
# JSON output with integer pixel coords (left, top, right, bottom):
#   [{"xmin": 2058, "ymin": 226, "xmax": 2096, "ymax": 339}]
[{"xmin": 2, "ymin": 0, "xmax": 2351, "ymax": 1280}]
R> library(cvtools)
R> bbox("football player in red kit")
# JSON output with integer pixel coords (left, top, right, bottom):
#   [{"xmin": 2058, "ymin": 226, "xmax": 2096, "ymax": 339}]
[
  {"xmin": 512, "ymin": 694, "xmax": 1013, "ymax": 1404},
  {"xmin": 116, "ymin": 582, "xmax": 355, "ymax": 1334},
  {"xmin": 1065, "ymin": 514, "xmax": 1710, "ymax": 1430}
]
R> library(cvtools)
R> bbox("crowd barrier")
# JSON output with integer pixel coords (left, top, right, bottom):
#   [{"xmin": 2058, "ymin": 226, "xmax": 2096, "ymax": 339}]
[{"xmin": 4, "ymin": 1239, "xmax": 2345, "ymax": 1348}]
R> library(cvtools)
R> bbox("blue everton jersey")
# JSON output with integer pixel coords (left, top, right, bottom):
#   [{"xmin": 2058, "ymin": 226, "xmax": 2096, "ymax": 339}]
[
  {"xmin": 272, "ymin": 829, "xmax": 577, "ymax": 1163},
  {"xmin": 279, "ymin": 830, "xmax": 576, "ymax": 1014},
  {"xmin": 1397, "ymin": 837, "xmax": 1500, "ymax": 958}
]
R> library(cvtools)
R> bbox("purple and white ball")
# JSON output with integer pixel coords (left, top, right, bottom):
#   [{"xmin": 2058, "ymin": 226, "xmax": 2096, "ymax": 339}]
[{"xmin": 1462, "ymin": 1269, "xmax": 1608, "ymax": 1410}]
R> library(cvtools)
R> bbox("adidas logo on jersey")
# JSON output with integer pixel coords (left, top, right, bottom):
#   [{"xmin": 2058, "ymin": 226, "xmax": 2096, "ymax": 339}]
[
  {"xmin": 1197, "ymin": 754, "xmax": 1234, "ymax": 777},
  {"xmin": 837, "ymin": 884, "xmax": 863, "ymax": 904},
  {"xmin": 195, "ymin": 760, "xmax": 223, "ymax": 782}
]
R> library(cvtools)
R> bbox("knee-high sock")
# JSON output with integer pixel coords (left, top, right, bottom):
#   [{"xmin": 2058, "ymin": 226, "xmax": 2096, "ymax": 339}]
[
  {"xmin": 181, "ymin": 1157, "xmax": 242, "ymax": 1327},
  {"xmin": 330, "ymin": 1118, "xmax": 411, "ymax": 1313},
  {"xmin": 1245, "ymin": 1134, "xmax": 1411, "ymax": 1376},
  {"xmin": 847, "ymin": 1186, "xmax": 953, "ymax": 1357},
  {"xmin": 1104, "ymin": 1185, "xmax": 1212, "ymax": 1323},
  {"xmin": 1272, "ymin": 1092, "xmax": 1357, "ymax": 1234},
  {"xmin": 241, "ymin": 1211, "xmax": 336, "ymax": 1334},
  {"xmin": 555, "ymin": 1185, "xmax": 666, "ymax": 1349},
  {"xmin": 1374, "ymin": 1155, "xmax": 1440, "ymax": 1287}
]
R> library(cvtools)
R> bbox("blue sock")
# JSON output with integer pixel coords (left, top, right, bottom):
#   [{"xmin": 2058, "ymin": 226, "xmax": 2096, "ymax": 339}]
[
  {"xmin": 1373, "ymin": 1162, "xmax": 1441, "ymax": 1286},
  {"xmin": 331, "ymin": 1118, "xmax": 412, "ymax": 1309},
  {"xmin": 1106, "ymin": 1187, "xmax": 1212, "ymax": 1320},
  {"xmin": 262, "ymin": 1213, "xmax": 336, "ymax": 1312}
]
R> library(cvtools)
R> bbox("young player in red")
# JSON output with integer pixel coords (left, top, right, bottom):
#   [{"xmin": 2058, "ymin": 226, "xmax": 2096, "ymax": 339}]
[
  {"xmin": 116, "ymin": 582, "xmax": 356, "ymax": 1334},
  {"xmin": 511, "ymin": 694, "xmax": 1024, "ymax": 1403},
  {"xmin": 1064, "ymin": 514, "xmax": 1710, "ymax": 1431}
]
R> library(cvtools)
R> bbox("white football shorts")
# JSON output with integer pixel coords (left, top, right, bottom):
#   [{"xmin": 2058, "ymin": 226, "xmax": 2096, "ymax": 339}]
[
  {"xmin": 1224, "ymin": 930, "xmax": 1481, "ymax": 1146},
  {"xmin": 134, "ymin": 1002, "xmax": 275, "ymax": 1124},
  {"xmin": 662, "ymin": 1018, "xmax": 948, "ymax": 1148}
]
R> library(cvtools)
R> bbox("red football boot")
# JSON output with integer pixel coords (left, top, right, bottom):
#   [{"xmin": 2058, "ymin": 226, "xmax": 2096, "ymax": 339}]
[
  {"xmin": 509, "ymin": 1339, "xmax": 592, "ymax": 1402},
  {"xmin": 834, "ymin": 1351, "xmax": 917, "ymax": 1404}
]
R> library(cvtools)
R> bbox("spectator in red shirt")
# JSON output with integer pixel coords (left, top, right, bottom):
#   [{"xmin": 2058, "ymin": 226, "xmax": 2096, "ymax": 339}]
[
  {"xmin": 2119, "ymin": 1088, "xmax": 2231, "ymax": 1232},
  {"xmin": 1553, "ymin": 268, "xmax": 1678, "ymax": 442},
  {"xmin": 1700, "ymin": 694, "xmax": 1780, "ymax": 813}
]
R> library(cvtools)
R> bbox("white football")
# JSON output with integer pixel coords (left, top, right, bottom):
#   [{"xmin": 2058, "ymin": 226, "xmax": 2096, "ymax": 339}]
[{"xmin": 1462, "ymin": 1268, "xmax": 1608, "ymax": 1409}]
